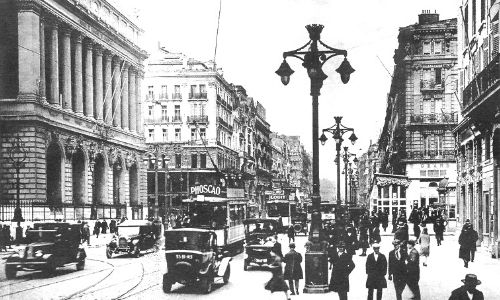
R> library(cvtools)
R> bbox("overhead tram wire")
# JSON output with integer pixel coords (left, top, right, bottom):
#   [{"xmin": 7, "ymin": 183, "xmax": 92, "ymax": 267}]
[{"xmin": 213, "ymin": 0, "xmax": 222, "ymax": 70}]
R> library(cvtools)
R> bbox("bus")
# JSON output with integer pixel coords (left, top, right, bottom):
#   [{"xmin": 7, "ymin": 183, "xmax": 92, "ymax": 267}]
[
  {"xmin": 266, "ymin": 199, "xmax": 297, "ymax": 227},
  {"xmin": 181, "ymin": 196, "xmax": 247, "ymax": 254}
]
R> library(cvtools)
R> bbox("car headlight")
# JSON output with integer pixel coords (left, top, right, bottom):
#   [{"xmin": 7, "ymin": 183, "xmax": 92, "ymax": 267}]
[
  {"xmin": 18, "ymin": 249, "xmax": 25, "ymax": 258},
  {"xmin": 35, "ymin": 250, "xmax": 43, "ymax": 257},
  {"xmin": 132, "ymin": 239, "xmax": 139, "ymax": 245},
  {"xmin": 243, "ymin": 253, "xmax": 248, "ymax": 259}
]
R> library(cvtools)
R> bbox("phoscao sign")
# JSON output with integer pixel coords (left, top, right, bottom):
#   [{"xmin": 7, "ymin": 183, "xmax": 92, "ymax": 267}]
[{"xmin": 190, "ymin": 184, "xmax": 222, "ymax": 196}]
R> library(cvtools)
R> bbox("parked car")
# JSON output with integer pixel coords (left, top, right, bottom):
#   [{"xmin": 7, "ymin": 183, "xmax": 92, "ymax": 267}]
[
  {"xmin": 163, "ymin": 228, "xmax": 231, "ymax": 294},
  {"xmin": 292, "ymin": 212, "xmax": 308, "ymax": 235},
  {"xmin": 4, "ymin": 222, "xmax": 86, "ymax": 279},
  {"xmin": 106, "ymin": 220, "xmax": 159, "ymax": 258},
  {"xmin": 242, "ymin": 219, "xmax": 278, "ymax": 271}
]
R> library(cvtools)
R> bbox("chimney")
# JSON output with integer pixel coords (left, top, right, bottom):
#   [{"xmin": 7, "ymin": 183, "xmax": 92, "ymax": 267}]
[{"xmin": 418, "ymin": 10, "xmax": 439, "ymax": 24}]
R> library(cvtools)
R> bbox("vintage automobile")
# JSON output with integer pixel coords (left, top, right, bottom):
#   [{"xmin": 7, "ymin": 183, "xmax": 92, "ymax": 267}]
[
  {"xmin": 4, "ymin": 222, "xmax": 86, "ymax": 279},
  {"xmin": 162, "ymin": 228, "xmax": 231, "ymax": 294},
  {"xmin": 106, "ymin": 220, "xmax": 159, "ymax": 258},
  {"xmin": 242, "ymin": 219, "xmax": 279, "ymax": 271},
  {"xmin": 291, "ymin": 212, "xmax": 308, "ymax": 235}
]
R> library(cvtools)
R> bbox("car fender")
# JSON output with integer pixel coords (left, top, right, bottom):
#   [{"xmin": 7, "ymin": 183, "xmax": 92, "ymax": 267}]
[{"xmin": 216, "ymin": 257, "xmax": 232, "ymax": 277}]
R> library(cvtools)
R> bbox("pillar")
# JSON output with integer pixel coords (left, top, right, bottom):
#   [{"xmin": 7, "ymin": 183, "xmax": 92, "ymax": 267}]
[
  {"xmin": 121, "ymin": 62, "xmax": 129, "ymax": 130},
  {"xmin": 84, "ymin": 40, "xmax": 94, "ymax": 117},
  {"xmin": 103, "ymin": 51, "xmax": 112, "ymax": 124},
  {"xmin": 39, "ymin": 17, "xmax": 46, "ymax": 99},
  {"xmin": 136, "ymin": 71, "xmax": 143, "ymax": 134},
  {"xmin": 48, "ymin": 20, "xmax": 59, "ymax": 105},
  {"xmin": 17, "ymin": 0, "xmax": 41, "ymax": 99},
  {"xmin": 94, "ymin": 44, "xmax": 104, "ymax": 120},
  {"xmin": 61, "ymin": 26, "xmax": 72, "ymax": 110},
  {"xmin": 129, "ymin": 68, "xmax": 137, "ymax": 132},
  {"xmin": 73, "ymin": 33, "xmax": 83, "ymax": 114},
  {"xmin": 112, "ymin": 56, "xmax": 121, "ymax": 127}
]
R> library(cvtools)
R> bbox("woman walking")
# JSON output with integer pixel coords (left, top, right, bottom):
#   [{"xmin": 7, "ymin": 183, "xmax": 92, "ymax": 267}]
[
  {"xmin": 265, "ymin": 253, "xmax": 291, "ymax": 300},
  {"xmin": 283, "ymin": 243, "xmax": 303, "ymax": 295},
  {"xmin": 418, "ymin": 227, "xmax": 430, "ymax": 266}
]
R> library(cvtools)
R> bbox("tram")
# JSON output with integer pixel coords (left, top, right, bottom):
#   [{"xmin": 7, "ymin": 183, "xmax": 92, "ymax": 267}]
[
  {"xmin": 181, "ymin": 196, "xmax": 247, "ymax": 254},
  {"xmin": 266, "ymin": 199, "xmax": 297, "ymax": 227}
]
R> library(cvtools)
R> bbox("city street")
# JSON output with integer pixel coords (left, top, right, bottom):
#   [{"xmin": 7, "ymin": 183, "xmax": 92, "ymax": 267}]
[{"xmin": 1, "ymin": 232, "xmax": 499, "ymax": 299}]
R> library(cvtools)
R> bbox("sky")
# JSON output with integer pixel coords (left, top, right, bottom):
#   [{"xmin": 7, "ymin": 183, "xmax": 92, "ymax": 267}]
[{"xmin": 113, "ymin": 0, "xmax": 459, "ymax": 182}]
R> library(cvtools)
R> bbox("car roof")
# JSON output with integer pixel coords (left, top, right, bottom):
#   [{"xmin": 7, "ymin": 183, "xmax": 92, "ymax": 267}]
[
  {"xmin": 243, "ymin": 218, "xmax": 278, "ymax": 225},
  {"xmin": 117, "ymin": 220, "xmax": 153, "ymax": 227},
  {"xmin": 164, "ymin": 228, "xmax": 212, "ymax": 233}
]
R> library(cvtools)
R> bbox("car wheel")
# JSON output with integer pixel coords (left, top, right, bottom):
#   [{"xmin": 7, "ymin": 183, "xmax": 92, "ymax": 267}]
[
  {"xmin": 223, "ymin": 264, "xmax": 230, "ymax": 283},
  {"xmin": 200, "ymin": 273, "xmax": 214, "ymax": 294},
  {"xmin": 106, "ymin": 247, "xmax": 113, "ymax": 259},
  {"xmin": 43, "ymin": 258, "xmax": 56, "ymax": 276},
  {"xmin": 76, "ymin": 259, "xmax": 85, "ymax": 271},
  {"xmin": 162, "ymin": 273, "xmax": 173, "ymax": 293},
  {"xmin": 5, "ymin": 264, "xmax": 17, "ymax": 279},
  {"xmin": 243, "ymin": 260, "xmax": 248, "ymax": 271}
]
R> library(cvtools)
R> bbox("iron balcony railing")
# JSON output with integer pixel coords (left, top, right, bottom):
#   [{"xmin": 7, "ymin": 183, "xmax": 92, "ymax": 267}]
[
  {"xmin": 462, "ymin": 53, "xmax": 500, "ymax": 112},
  {"xmin": 420, "ymin": 80, "xmax": 444, "ymax": 91},
  {"xmin": 409, "ymin": 113, "xmax": 458, "ymax": 124},
  {"xmin": 189, "ymin": 92, "xmax": 208, "ymax": 99},
  {"xmin": 172, "ymin": 116, "xmax": 182, "ymax": 122},
  {"xmin": 187, "ymin": 115, "xmax": 209, "ymax": 123},
  {"xmin": 404, "ymin": 149, "xmax": 455, "ymax": 160},
  {"xmin": 144, "ymin": 117, "xmax": 164, "ymax": 124},
  {"xmin": 172, "ymin": 93, "xmax": 182, "ymax": 100},
  {"xmin": 158, "ymin": 93, "xmax": 168, "ymax": 100}
]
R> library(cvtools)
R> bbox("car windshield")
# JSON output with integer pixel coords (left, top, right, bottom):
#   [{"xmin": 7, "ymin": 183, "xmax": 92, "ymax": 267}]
[
  {"xmin": 117, "ymin": 226, "xmax": 141, "ymax": 236},
  {"xmin": 26, "ymin": 230, "xmax": 57, "ymax": 243},
  {"xmin": 165, "ymin": 231, "xmax": 211, "ymax": 251}
]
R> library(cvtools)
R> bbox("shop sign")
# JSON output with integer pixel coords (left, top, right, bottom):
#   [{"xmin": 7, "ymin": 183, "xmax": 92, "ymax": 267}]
[
  {"xmin": 269, "ymin": 195, "xmax": 287, "ymax": 200},
  {"xmin": 190, "ymin": 184, "xmax": 222, "ymax": 196}
]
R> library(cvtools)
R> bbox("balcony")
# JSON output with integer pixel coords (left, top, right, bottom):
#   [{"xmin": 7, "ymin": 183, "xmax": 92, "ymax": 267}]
[
  {"xmin": 403, "ymin": 149, "xmax": 455, "ymax": 161},
  {"xmin": 409, "ymin": 113, "xmax": 458, "ymax": 124},
  {"xmin": 217, "ymin": 116, "xmax": 233, "ymax": 130},
  {"xmin": 189, "ymin": 92, "xmax": 207, "ymax": 99},
  {"xmin": 144, "ymin": 117, "xmax": 163, "ymax": 124},
  {"xmin": 171, "ymin": 93, "xmax": 182, "ymax": 100},
  {"xmin": 187, "ymin": 115, "xmax": 209, "ymax": 124},
  {"xmin": 462, "ymin": 53, "xmax": 500, "ymax": 117},
  {"xmin": 171, "ymin": 116, "xmax": 182, "ymax": 123},
  {"xmin": 420, "ymin": 80, "xmax": 444, "ymax": 91},
  {"xmin": 145, "ymin": 95, "xmax": 155, "ymax": 102}
]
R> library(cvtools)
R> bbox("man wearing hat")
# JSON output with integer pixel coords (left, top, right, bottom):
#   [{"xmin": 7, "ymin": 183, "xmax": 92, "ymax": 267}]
[
  {"xmin": 329, "ymin": 241, "xmax": 356, "ymax": 300},
  {"xmin": 448, "ymin": 274, "xmax": 484, "ymax": 300},
  {"xmin": 406, "ymin": 240, "xmax": 421, "ymax": 300},
  {"xmin": 388, "ymin": 239, "xmax": 407, "ymax": 300},
  {"xmin": 283, "ymin": 242, "xmax": 303, "ymax": 295},
  {"xmin": 394, "ymin": 221, "xmax": 409, "ymax": 243},
  {"xmin": 365, "ymin": 243, "xmax": 387, "ymax": 300}
]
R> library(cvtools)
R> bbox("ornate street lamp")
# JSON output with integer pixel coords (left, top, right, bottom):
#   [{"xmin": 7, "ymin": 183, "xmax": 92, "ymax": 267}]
[
  {"xmin": 320, "ymin": 116, "xmax": 357, "ymax": 221},
  {"xmin": 88, "ymin": 142, "xmax": 97, "ymax": 220},
  {"xmin": 342, "ymin": 147, "xmax": 357, "ymax": 206},
  {"xmin": 9, "ymin": 134, "xmax": 27, "ymax": 243},
  {"xmin": 276, "ymin": 24, "xmax": 354, "ymax": 293}
]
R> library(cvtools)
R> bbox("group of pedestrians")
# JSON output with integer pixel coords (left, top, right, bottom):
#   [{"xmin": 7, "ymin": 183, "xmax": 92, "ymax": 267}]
[
  {"xmin": 0, "ymin": 224, "xmax": 12, "ymax": 251},
  {"xmin": 93, "ymin": 219, "xmax": 110, "ymax": 237}
]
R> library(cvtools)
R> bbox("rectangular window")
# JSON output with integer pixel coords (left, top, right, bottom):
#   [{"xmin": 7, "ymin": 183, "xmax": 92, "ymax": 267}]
[
  {"xmin": 420, "ymin": 170, "xmax": 427, "ymax": 177},
  {"xmin": 174, "ymin": 105, "xmax": 181, "ymax": 121},
  {"xmin": 191, "ymin": 154, "xmax": 197, "ymax": 168},
  {"xmin": 465, "ymin": 5, "xmax": 469, "ymax": 38},
  {"xmin": 161, "ymin": 106, "xmax": 168, "ymax": 121},
  {"xmin": 435, "ymin": 68, "xmax": 442, "ymax": 85},
  {"xmin": 173, "ymin": 85, "xmax": 181, "ymax": 99},
  {"xmin": 485, "ymin": 134, "xmax": 491, "ymax": 160},
  {"xmin": 199, "ymin": 128, "xmax": 206, "ymax": 139},
  {"xmin": 199, "ymin": 154, "xmax": 206, "ymax": 168},
  {"xmin": 477, "ymin": 138, "xmax": 483, "ymax": 164},
  {"xmin": 175, "ymin": 154, "xmax": 181, "ymax": 168},
  {"xmin": 472, "ymin": 0, "xmax": 477, "ymax": 34},
  {"xmin": 161, "ymin": 85, "xmax": 167, "ymax": 99},
  {"xmin": 191, "ymin": 128, "xmax": 197, "ymax": 141},
  {"xmin": 148, "ymin": 86, "xmax": 154, "ymax": 99},
  {"xmin": 481, "ymin": 0, "xmax": 485, "ymax": 21},
  {"xmin": 162, "ymin": 129, "xmax": 167, "ymax": 141},
  {"xmin": 199, "ymin": 84, "xmax": 206, "ymax": 98},
  {"xmin": 175, "ymin": 128, "xmax": 181, "ymax": 141},
  {"xmin": 423, "ymin": 42, "xmax": 431, "ymax": 54},
  {"xmin": 383, "ymin": 186, "xmax": 389, "ymax": 198},
  {"xmin": 148, "ymin": 129, "xmax": 154, "ymax": 139},
  {"xmin": 148, "ymin": 106, "xmax": 153, "ymax": 116},
  {"xmin": 434, "ymin": 41, "xmax": 442, "ymax": 54}
]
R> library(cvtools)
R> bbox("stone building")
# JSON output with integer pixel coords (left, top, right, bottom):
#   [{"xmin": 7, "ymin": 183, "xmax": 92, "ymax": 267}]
[
  {"xmin": 281, "ymin": 136, "xmax": 312, "ymax": 203},
  {"xmin": 0, "ymin": 0, "xmax": 147, "ymax": 221},
  {"xmin": 374, "ymin": 12, "xmax": 459, "ymax": 221},
  {"xmin": 357, "ymin": 142, "xmax": 379, "ymax": 207},
  {"xmin": 455, "ymin": 0, "xmax": 500, "ymax": 252}
]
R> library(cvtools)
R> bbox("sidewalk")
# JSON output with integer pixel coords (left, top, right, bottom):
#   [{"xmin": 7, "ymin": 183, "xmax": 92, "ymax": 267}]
[{"xmin": 380, "ymin": 223, "xmax": 455, "ymax": 236}]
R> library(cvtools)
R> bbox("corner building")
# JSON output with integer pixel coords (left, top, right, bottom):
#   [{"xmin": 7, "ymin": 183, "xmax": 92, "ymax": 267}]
[{"xmin": 0, "ymin": 0, "xmax": 147, "ymax": 220}]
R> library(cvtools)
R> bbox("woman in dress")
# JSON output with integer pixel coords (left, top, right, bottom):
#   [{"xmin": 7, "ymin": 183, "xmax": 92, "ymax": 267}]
[
  {"xmin": 265, "ymin": 252, "xmax": 291, "ymax": 300},
  {"xmin": 418, "ymin": 227, "xmax": 430, "ymax": 266}
]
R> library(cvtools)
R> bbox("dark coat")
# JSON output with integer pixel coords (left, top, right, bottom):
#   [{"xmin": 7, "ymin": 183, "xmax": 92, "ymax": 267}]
[
  {"xmin": 264, "ymin": 257, "xmax": 289, "ymax": 292},
  {"xmin": 406, "ymin": 248, "xmax": 420, "ymax": 282},
  {"xmin": 329, "ymin": 251, "xmax": 355, "ymax": 292},
  {"xmin": 448, "ymin": 286, "xmax": 484, "ymax": 300},
  {"xmin": 272, "ymin": 241, "xmax": 283, "ymax": 259},
  {"xmin": 388, "ymin": 249, "xmax": 407, "ymax": 283},
  {"xmin": 283, "ymin": 249, "xmax": 303, "ymax": 280},
  {"xmin": 394, "ymin": 227, "xmax": 409, "ymax": 242},
  {"xmin": 365, "ymin": 252, "xmax": 387, "ymax": 289},
  {"xmin": 287, "ymin": 226, "xmax": 295, "ymax": 238},
  {"xmin": 459, "ymin": 228, "xmax": 479, "ymax": 260}
]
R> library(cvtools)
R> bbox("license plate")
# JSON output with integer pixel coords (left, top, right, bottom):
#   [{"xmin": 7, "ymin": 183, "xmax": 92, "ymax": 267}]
[{"xmin": 255, "ymin": 258, "xmax": 266, "ymax": 263}]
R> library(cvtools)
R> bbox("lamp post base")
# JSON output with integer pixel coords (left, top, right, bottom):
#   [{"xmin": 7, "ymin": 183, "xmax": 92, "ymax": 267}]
[{"xmin": 303, "ymin": 251, "xmax": 329, "ymax": 294}]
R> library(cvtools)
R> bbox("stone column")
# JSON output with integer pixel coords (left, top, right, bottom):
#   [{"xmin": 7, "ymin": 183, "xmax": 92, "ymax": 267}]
[
  {"xmin": 48, "ymin": 20, "xmax": 59, "ymax": 105},
  {"xmin": 61, "ymin": 26, "xmax": 72, "ymax": 110},
  {"xmin": 136, "ymin": 71, "xmax": 143, "ymax": 134},
  {"xmin": 73, "ymin": 33, "xmax": 83, "ymax": 114},
  {"xmin": 94, "ymin": 44, "xmax": 104, "ymax": 121},
  {"xmin": 121, "ymin": 62, "xmax": 129, "ymax": 130},
  {"xmin": 112, "ymin": 56, "xmax": 122, "ymax": 127},
  {"xmin": 39, "ymin": 17, "xmax": 46, "ymax": 99},
  {"xmin": 17, "ymin": 0, "xmax": 41, "ymax": 99},
  {"xmin": 129, "ymin": 68, "xmax": 137, "ymax": 132},
  {"xmin": 103, "ymin": 51, "xmax": 112, "ymax": 124},
  {"xmin": 84, "ymin": 40, "xmax": 94, "ymax": 117}
]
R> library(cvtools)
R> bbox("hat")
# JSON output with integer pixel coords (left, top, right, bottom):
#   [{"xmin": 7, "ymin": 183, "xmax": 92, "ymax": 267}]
[
  {"xmin": 397, "ymin": 221, "xmax": 405, "ymax": 226},
  {"xmin": 289, "ymin": 242, "xmax": 296, "ymax": 249},
  {"xmin": 392, "ymin": 239, "xmax": 401, "ymax": 245},
  {"xmin": 372, "ymin": 243, "xmax": 380, "ymax": 248},
  {"xmin": 461, "ymin": 274, "xmax": 481, "ymax": 285},
  {"xmin": 337, "ymin": 241, "xmax": 346, "ymax": 248}
]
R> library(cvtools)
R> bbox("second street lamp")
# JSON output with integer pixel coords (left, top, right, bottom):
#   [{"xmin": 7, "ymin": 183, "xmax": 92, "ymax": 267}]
[{"xmin": 276, "ymin": 24, "xmax": 354, "ymax": 293}]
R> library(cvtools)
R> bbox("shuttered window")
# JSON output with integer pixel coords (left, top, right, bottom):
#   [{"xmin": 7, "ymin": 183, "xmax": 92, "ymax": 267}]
[{"xmin": 492, "ymin": 14, "xmax": 499, "ymax": 56}]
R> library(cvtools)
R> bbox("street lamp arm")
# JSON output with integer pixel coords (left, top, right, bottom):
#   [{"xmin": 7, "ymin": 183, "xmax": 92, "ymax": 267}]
[
  {"xmin": 318, "ymin": 40, "xmax": 348, "ymax": 56},
  {"xmin": 283, "ymin": 41, "xmax": 312, "ymax": 59}
]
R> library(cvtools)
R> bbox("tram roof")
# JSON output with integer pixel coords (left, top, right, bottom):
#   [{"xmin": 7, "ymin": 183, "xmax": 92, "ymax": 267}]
[{"xmin": 182, "ymin": 197, "xmax": 248, "ymax": 203}]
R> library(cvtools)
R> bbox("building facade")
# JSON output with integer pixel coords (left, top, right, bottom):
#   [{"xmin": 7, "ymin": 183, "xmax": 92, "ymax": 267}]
[
  {"xmin": 456, "ymin": 0, "xmax": 500, "ymax": 253},
  {"xmin": 0, "ymin": 0, "xmax": 147, "ymax": 221},
  {"xmin": 357, "ymin": 142, "xmax": 379, "ymax": 207},
  {"xmin": 374, "ymin": 12, "xmax": 459, "ymax": 221}
]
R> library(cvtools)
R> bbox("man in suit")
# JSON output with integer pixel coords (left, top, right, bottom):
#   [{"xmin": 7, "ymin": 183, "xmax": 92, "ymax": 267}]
[
  {"xmin": 366, "ymin": 243, "xmax": 387, "ymax": 300},
  {"xmin": 448, "ymin": 274, "xmax": 484, "ymax": 300},
  {"xmin": 406, "ymin": 240, "xmax": 421, "ymax": 300},
  {"xmin": 283, "ymin": 242, "xmax": 303, "ymax": 295},
  {"xmin": 272, "ymin": 235, "xmax": 283, "ymax": 259},
  {"xmin": 388, "ymin": 239, "xmax": 406, "ymax": 300},
  {"xmin": 329, "ymin": 241, "xmax": 356, "ymax": 300}
]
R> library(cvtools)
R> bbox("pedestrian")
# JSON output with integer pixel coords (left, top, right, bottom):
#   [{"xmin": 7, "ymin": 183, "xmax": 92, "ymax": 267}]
[
  {"xmin": 287, "ymin": 225, "xmax": 295, "ymax": 243},
  {"xmin": 93, "ymin": 220, "xmax": 101, "ymax": 238},
  {"xmin": 418, "ymin": 227, "xmax": 430, "ymax": 266},
  {"xmin": 5, "ymin": 225, "xmax": 12, "ymax": 249},
  {"xmin": 365, "ymin": 243, "xmax": 387, "ymax": 300},
  {"xmin": 0, "ymin": 225, "xmax": 6, "ymax": 252},
  {"xmin": 345, "ymin": 225, "xmax": 358, "ymax": 256},
  {"xmin": 394, "ymin": 221, "xmax": 409, "ymax": 243},
  {"xmin": 391, "ymin": 212, "xmax": 398, "ymax": 233},
  {"xmin": 359, "ymin": 216, "xmax": 370, "ymax": 256},
  {"xmin": 109, "ymin": 219, "xmax": 117, "ymax": 234},
  {"xmin": 408, "ymin": 208, "xmax": 421, "ymax": 239},
  {"xmin": 82, "ymin": 222, "xmax": 91, "ymax": 245},
  {"xmin": 101, "ymin": 219, "xmax": 109, "ymax": 234},
  {"xmin": 406, "ymin": 240, "xmax": 421, "ymax": 300},
  {"xmin": 433, "ymin": 217, "xmax": 446, "ymax": 246},
  {"xmin": 272, "ymin": 235, "xmax": 283, "ymax": 259},
  {"xmin": 388, "ymin": 239, "xmax": 406, "ymax": 300},
  {"xmin": 329, "ymin": 241, "xmax": 356, "ymax": 300},
  {"xmin": 380, "ymin": 211, "xmax": 389, "ymax": 232},
  {"xmin": 283, "ymin": 242, "xmax": 303, "ymax": 295},
  {"xmin": 458, "ymin": 222, "xmax": 478, "ymax": 268},
  {"xmin": 448, "ymin": 274, "xmax": 484, "ymax": 300},
  {"xmin": 371, "ymin": 226, "xmax": 381, "ymax": 245},
  {"xmin": 264, "ymin": 253, "xmax": 291, "ymax": 300}
]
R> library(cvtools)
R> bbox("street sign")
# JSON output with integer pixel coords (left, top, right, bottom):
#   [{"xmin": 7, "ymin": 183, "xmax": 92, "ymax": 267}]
[
  {"xmin": 269, "ymin": 195, "xmax": 287, "ymax": 200},
  {"xmin": 264, "ymin": 191, "xmax": 273, "ymax": 195}
]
